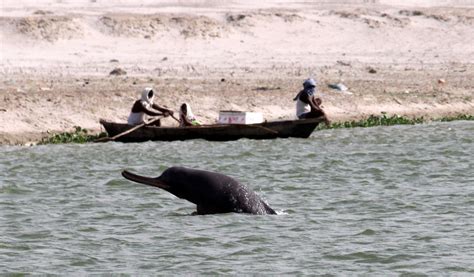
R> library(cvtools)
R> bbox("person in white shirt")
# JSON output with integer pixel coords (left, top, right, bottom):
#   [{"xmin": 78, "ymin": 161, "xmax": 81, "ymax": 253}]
[
  {"xmin": 294, "ymin": 78, "xmax": 330, "ymax": 125},
  {"xmin": 127, "ymin": 88, "xmax": 174, "ymax": 126},
  {"xmin": 179, "ymin": 103, "xmax": 201, "ymax": 127}
]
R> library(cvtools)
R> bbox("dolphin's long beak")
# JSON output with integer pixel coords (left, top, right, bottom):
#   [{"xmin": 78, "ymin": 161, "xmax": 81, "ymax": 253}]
[{"xmin": 122, "ymin": 170, "xmax": 170, "ymax": 190}]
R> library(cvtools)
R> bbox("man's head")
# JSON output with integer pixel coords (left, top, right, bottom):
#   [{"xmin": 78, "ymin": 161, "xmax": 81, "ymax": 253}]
[
  {"xmin": 181, "ymin": 103, "xmax": 188, "ymax": 114},
  {"xmin": 141, "ymin": 87, "xmax": 155, "ymax": 104},
  {"xmin": 303, "ymin": 78, "xmax": 316, "ymax": 89}
]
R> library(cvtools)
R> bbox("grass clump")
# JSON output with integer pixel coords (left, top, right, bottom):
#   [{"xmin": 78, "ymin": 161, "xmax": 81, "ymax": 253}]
[
  {"xmin": 39, "ymin": 126, "xmax": 107, "ymax": 144},
  {"xmin": 318, "ymin": 113, "xmax": 473, "ymax": 130}
]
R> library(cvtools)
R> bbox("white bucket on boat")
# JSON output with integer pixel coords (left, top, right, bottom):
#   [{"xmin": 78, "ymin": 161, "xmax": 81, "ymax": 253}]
[{"xmin": 218, "ymin": 111, "xmax": 264, "ymax": 124}]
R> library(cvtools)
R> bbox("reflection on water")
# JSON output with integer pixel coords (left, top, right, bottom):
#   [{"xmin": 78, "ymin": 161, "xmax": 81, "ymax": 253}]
[{"xmin": 1, "ymin": 121, "xmax": 473, "ymax": 274}]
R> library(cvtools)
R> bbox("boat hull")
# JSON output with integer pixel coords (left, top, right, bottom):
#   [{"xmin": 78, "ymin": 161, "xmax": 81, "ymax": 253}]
[{"xmin": 99, "ymin": 118, "xmax": 322, "ymax": 142}]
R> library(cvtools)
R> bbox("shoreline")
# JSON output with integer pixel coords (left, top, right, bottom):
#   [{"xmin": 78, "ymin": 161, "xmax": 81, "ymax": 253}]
[
  {"xmin": 1, "ymin": 69, "xmax": 473, "ymax": 145},
  {"xmin": 32, "ymin": 114, "xmax": 473, "ymax": 146}
]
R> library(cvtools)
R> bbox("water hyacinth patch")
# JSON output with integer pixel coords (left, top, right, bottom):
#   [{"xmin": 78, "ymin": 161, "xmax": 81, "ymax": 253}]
[
  {"xmin": 318, "ymin": 113, "xmax": 474, "ymax": 130},
  {"xmin": 438, "ymin": 114, "xmax": 474, "ymax": 122},
  {"xmin": 39, "ymin": 126, "xmax": 106, "ymax": 144}
]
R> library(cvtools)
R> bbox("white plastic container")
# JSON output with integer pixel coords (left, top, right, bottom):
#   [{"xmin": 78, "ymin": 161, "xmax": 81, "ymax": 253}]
[{"xmin": 218, "ymin": 111, "xmax": 264, "ymax": 124}]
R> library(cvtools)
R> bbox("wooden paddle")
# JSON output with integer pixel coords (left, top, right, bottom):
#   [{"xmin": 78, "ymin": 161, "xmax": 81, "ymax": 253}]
[
  {"xmin": 95, "ymin": 116, "xmax": 163, "ymax": 142},
  {"xmin": 170, "ymin": 113, "xmax": 180, "ymax": 123}
]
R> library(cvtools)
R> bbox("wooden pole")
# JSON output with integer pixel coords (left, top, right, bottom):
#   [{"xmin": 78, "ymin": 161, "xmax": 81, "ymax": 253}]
[{"xmin": 95, "ymin": 117, "xmax": 162, "ymax": 142}]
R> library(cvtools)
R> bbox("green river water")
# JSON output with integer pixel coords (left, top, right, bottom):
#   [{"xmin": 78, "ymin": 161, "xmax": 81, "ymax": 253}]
[{"xmin": 1, "ymin": 121, "xmax": 473, "ymax": 275}]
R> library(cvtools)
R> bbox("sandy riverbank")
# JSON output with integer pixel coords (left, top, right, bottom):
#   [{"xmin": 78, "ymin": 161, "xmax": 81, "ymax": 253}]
[{"xmin": 1, "ymin": 0, "xmax": 473, "ymax": 145}]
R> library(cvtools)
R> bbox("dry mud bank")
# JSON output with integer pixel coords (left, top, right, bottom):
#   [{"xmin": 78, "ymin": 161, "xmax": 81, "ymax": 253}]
[{"xmin": 1, "ymin": 1, "xmax": 473, "ymax": 144}]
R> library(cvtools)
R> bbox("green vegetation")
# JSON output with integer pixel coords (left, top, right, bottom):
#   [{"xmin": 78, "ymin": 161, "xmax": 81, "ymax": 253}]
[
  {"xmin": 39, "ymin": 126, "xmax": 107, "ymax": 144},
  {"xmin": 438, "ymin": 114, "xmax": 474, "ymax": 122},
  {"xmin": 318, "ymin": 113, "xmax": 474, "ymax": 130}
]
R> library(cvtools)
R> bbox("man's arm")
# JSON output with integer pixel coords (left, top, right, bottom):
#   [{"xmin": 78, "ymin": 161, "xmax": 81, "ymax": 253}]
[
  {"xmin": 311, "ymin": 97, "xmax": 331, "ymax": 125},
  {"xmin": 300, "ymin": 93, "xmax": 322, "ymax": 112},
  {"xmin": 143, "ymin": 109, "xmax": 163, "ymax": 117},
  {"xmin": 134, "ymin": 101, "xmax": 164, "ymax": 116},
  {"xmin": 151, "ymin": 103, "xmax": 174, "ymax": 116},
  {"xmin": 302, "ymin": 94, "xmax": 330, "ymax": 125}
]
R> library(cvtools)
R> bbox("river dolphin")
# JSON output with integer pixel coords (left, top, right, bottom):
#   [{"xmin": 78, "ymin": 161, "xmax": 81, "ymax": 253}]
[{"xmin": 122, "ymin": 166, "xmax": 276, "ymax": 215}]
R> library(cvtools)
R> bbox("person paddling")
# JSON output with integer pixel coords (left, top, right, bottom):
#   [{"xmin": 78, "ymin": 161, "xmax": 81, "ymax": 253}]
[
  {"xmin": 294, "ymin": 78, "xmax": 330, "ymax": 125},
  {"xmin": 127, "ymin": 87, "xmax": 174, "ymax": 126}
]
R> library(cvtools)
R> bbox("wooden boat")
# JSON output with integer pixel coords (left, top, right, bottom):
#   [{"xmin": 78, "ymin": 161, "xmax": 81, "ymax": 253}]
[{"xmin": 99, "ymin": 117, "xmax": 323, "ymax": 142}]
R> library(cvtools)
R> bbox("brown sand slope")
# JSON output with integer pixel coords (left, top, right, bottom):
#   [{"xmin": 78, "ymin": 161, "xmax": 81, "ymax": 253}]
[{"xmin": 1, "ymin": 1, "xmax": 473, "ymax": 144}]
